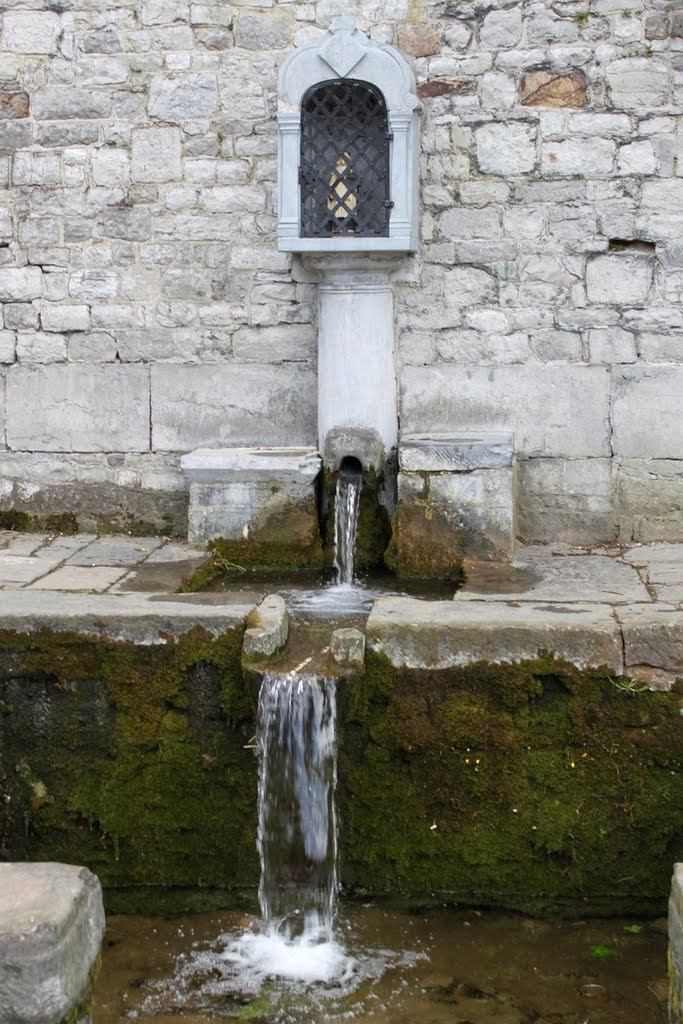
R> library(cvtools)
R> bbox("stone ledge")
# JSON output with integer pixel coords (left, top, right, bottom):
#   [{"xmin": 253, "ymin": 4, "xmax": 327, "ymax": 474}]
[
  {"xmin": 367, "ymin": 596, "xmax": 623, "ymax": 673},
  {"xmin": 616, "ymin": 604, "xmax": 683, "ymax": 678},
  {"xmin": 243, "ymin": 593, "xmax": 289, "ymax": 657},
  {"xmin": 0, "ymin": 863, "xmax": 105, "ymax": 1024},
  {"xmin": 180, "ymin": 446, "xmax": 321, "ymax": 483},
  {"xmin": 0, "ymin": 590, "xmax": 255, "ymax": 643},
  {"xmin": 399, "ymin": 432, "xmax": 514, "ymax": 471}
]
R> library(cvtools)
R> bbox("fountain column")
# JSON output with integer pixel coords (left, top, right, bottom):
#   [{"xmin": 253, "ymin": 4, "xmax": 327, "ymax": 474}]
[{"xmin": 307, "ymin": 256, "xmax": 399, "ymax": 462}]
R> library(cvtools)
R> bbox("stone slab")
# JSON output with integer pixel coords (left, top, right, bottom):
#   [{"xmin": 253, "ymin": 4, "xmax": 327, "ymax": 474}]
[
  {"xmin": 0, "ymin": 862, "xmax": 105, "ymax": 1024},
  {"xmin": 399, "ymin": 432, "xmax": 514, "ymax": 471},
  {"xmin": 617, "ymin": 605, "xmax": 683, "ymax": 675},
  {"xmin": 0, "ymin": 591, "xmax": 254, "ymax": 643},
  {"xmin": 66, "ymin": 536, "xmax": 164, "ymax": 567},
  {"xmin": 181, "ymin": 447, "xmax": 321, "ymax": 483},
  {"xmin": 456, "ymin": 553, "xmax": 650, "ymax": 605},
  {"xmin": 26, "ymin": 565, "xmax": 128, "ymax": 592},
  {"xmin": 331, "ymin": 627, "xmax": 365, "ymax": 668},
  {"xmin": 367, "ymin": 596, "xmax": 623, "ymax": 673}
]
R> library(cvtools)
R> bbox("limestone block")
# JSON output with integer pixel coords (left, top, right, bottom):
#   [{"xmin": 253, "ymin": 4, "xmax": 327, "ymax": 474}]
[
  {"xmin": 586, "ymin": 253, "xmax": 654, "ymax": 305},
  {"xmin": 617, "ymin": 141, "xmax": 657, "ymax": 175},
  {"xmin": 400, "ymin": 433, "xmax": 513, "ymax": 472},
  {"xmin": 12, "ymin": 152, "xmax": 62, "ymax": 186},
  {"xmin": 521, "ymin": 70, "xmax": 587, "ymax": 107},
  {"xmin": 606, "ymin": 58, "xmax": 668, "ymax": 109},
  {"xmin": 99, "ymin": 208, "xmax": 151, "ymax": 241},
  {"xmin": 40, "ymin": 305, "xmax": 90, "ymax": 333},
  {"xmin": 17, "ymin": 331, "xmax": 67, "ymax": 363},
  {"xmin": 331, "ymin": 627, "xmax": 365, "ymax": 668},
  {"xmin": 235, "ymin": 10, "xmax": 293, "ymax": 49},
  {"xmin": 1, "ymin": 12, "xmax": 62, "ymax": 54},
  {"xmin": 0, "ymin": 267, "xmax": 43, "ymax": 303},
  {"xmin": 617, "ymin": 460, "xmax": 683, "ymax": 542},
  {"xmin": 367, "ymin": 597, "xmax": 623, "ymax": 673},
  {"xmin": 243, "ymin": 594, "xmax": 290, "ymax": 658},
  {"xmin": 443, "ymin": 266, "xmax": 497, "ymax": 306},
  {"xmin": 131, "ymin": 127, "xmax": 182, "ymax": 182},
  {"xmin": 68, "ymin": 270, "xmax": 118, "ymax": 302},
  {"xmin": 91, "ymin": 147, "xmax": 130, "ymax": 187},
  {"xmin": 587, "ymin": 327, "xmax": 637, "ymax": 364},
  {"xmin": 152, "ymin": 364, "xmax": 317, "ymax": 450},
  {"xmin": 32, "ymin": 89, "xmax": 111, "ymax": 120},
  {"xmin": 439, "ymin": 207, "xmax": 501, "ymax": 239},
  {"xmin": 0, "ymin": 331, "xmax": 15, "ymax": 363},
  {"xmin": 6, "ymin": 364, "xmax": 150, "ymax": 452},
  {"xmin": 0, "ymin": 862, "xmax": 105, "ymax": 1024},
  {"xmin": 568, "ymin": 112, "xmax": 632, "ymax": 136},
  {"xmin": 518, "ymin": 457, "xmax": 616, "ymax": 545},
  {"xmin": 542, "ymin": 138, "xmax": 615, "ymax": 175},
  {"xmin": 232, "ymin": 324, "xmax": 316, "ymax": 362},
  {"xmin": 475, "ymin": 122, "xmax": 536, "ymax": 175},
  {"xmin": 639, "ymin": 333, "xmax": 683, "ymax": 362},
  {"xmin": 612, "ymin": 367, "xmax": 683, "ymax": 458},
  {"xmin": 0, "ymin": 122, "xmax": 32, "ymax": 156},
  {"xmin": 148, "ymin": 74, "xmax": 218, "ymax": 122},
  {"xmin": 401, "ymin": 365, "xmax": 610, "ymax": 458},
  {"xmin": 480, "ymin": 8, "xmax": 523, "ymax": 47},
  {"xmin": 396, "ymin": 23, "xmax": 441, "ymax": 57}
]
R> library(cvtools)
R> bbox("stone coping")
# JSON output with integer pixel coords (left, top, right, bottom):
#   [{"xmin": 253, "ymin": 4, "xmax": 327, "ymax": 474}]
[
  {"xmin": 399, "ymin": 431, "xmax": 514, "ymax": 471},
  {"xmin": 180, "ymin": 446, "xmax": 321, "ymax": 483}
]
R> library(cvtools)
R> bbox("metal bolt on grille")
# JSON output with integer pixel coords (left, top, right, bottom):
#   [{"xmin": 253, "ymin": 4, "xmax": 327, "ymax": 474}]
[{"xmin": 300, "ymin": 79, "xmax": 391, "ymax": 238}]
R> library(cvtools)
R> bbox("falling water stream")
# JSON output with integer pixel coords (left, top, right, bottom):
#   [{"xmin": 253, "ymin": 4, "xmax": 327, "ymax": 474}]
[{"xmin": 333, "ymin": 466, "xmax": 361, "ymax": 585}]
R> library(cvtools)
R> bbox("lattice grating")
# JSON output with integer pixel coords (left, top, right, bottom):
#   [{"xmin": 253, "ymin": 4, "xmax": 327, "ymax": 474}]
[{"xmin": 300, "ymin": 79, "xmax": 391, "ymax": 238}]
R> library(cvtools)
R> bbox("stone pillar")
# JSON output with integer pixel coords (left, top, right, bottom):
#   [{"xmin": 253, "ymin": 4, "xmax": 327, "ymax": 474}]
[{"xmin": 307, "ymin": 256, "xmax": 399, "ymax": 467}]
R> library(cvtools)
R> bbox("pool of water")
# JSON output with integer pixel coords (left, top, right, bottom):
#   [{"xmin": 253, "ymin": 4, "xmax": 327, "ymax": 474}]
[{"xmin": 92, "ymin": 903, "xmax": 668, "ymax": 1023}]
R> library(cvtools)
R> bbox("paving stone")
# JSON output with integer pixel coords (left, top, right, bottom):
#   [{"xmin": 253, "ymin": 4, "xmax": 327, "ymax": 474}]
[
  {"xmin": 456, "ymin": 552, "xmax": 650, "ymax": 604},
  {"xmin": 367, "ymin": 596, "xmax": 623, "ymax": 673},
  {"xmin": 27, "ymin": 565, "xmax": 128, "ymax": 592},
  {"xmin": 146, "ymin": 541, "xmax": 208, "ymax": 563},
  {"xmin": 0, "ymin": 862, "xmax": 104, "ymax": 1024},
  {"xmin": 0, "ymin": 555, "xmax": 55, "ymax": 585},
  {"xmin": 66, "ymin": 536, "xmax": 164, "ymax": 567}
]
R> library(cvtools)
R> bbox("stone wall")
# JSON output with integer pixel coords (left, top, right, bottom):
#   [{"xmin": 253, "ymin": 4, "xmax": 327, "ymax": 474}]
[{"xmin": 0, "ymin": 0, "xmax": 680, "ymax": 541}]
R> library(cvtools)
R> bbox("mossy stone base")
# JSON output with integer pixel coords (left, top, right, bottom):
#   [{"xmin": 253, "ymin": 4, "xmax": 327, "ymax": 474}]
[{"xmin": 385, "ymin": 498, "xmax": 466, "ymax": 580}]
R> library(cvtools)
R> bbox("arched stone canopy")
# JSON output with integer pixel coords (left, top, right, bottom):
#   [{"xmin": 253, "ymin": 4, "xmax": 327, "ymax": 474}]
[{"xmin": 277, "ymin": 16, "xmax": 421, "ymax": 252}]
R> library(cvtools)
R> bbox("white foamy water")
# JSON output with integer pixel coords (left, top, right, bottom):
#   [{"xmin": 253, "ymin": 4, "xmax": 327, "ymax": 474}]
[
  {"xmin": 219, "ymin": 927, "xmax": 356, "ymax": 987},
  {"xmin": 334, "ymin": 470, "xmax": 361, "ymax": 585}
]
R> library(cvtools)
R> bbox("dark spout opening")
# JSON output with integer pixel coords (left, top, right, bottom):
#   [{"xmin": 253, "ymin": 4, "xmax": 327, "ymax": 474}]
[{"xmin": 340, "ymin": 455, "xmax": 363, "ymax": 477}]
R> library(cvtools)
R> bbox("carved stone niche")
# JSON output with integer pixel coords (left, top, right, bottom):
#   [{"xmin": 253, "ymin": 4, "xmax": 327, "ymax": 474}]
[{"xmin": 277, "ymin": 16, "xmax": 421, "ymax": 253}]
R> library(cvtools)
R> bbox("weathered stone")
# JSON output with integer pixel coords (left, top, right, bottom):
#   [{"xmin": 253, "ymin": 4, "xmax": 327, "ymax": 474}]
[
  {"xmin": 401, "ymin": 365, "xmax": 610, "ymax": 458},
  {"xmin": 17, "ymin": 331, "xmax": 67, "ymax": 364},
  {"xmin": 367, "ymin": 597, "xmax": 623, "ymax": 673},
  {"xmin": 475, "ymin": 122, "xmax": 536, "ymax": 175},
  {"xmin": 457, "ymin": 550, "xmax": 649, "ymax": 606},
  {"xmin": 586, "ymin": 253, "xmax": 654, "ymax": 305},
  {"xmin": 617, "ymin": 460, "xmax": 683, "ymax": 543},
  {"xmin": 330, "ymin": 627, "xmax": 365, "ymax": 668},
  {"xmin": 400, "ymin": 433, "xmax": 514, "ymax": 472},
  {"xmin": 181, "ymin": 445, "xmax": 321, "ymax": 545},
  {"xmin": 32, "ymin": 89, "xmax": 111, "ymax": 120},
  {"xmin": 396, "ymin": 23, "xmax": 441, "ymax": 57},
  {"xmin": 480, "ymin": 8, "xmax": 523, "ymax": 48},
  {"xmin": 99, "ymin": 208, "xmax": 151, "ymax": 241},
  {"xmin": 518, "ymin": 457, "xmax": 616, "ymax": 545},
  {"xmin": 6, "ymin": 365, "xmax": 150, "ymax": 453},
  {"xmin": 12, "ymin": 152, "xmax": 62, "ymax": 186},
  {"xmin": 131, "ymin": 127, "xmax": 182, "ymax": 183},
  {"xmin": 521, "ymin": 70, "xmax": 588, "ymax": 108},
  {"xmin": 417, "ymin": 78, "xmax": 471, "ymax": 99},
  {"xmin": 148, "ymin": 74, "xmax": 218, "ymax": 122},
  {"xmin": 587, "ymin": 327, "xmax": 637, "ymax": 364},
  {"xmin": 618, "ymin": 605, "xmax": 683, "ymax": 676},
  {"xmin": 152, "ymin": 365, "xmax": 317, "ymax": 450},
  {"xmin": 1, "ymin": 12, "xmax": 62, "ymax": 55},
  {"xmin": 0, "ymin": 121, "xmax": 32, "ymax": 155},
  {"xmin": 234, "ymin": 10, "xmax": 293, "ymax": 49},
  {"xmin": 0, "ymin": 862, "xmax": 105, "ymax": 1024},
  {"xmin": 0, "ymin": 91, "xmax": 29, "ymax": 119},
  {"xmin": 243, "ymin": 594, "xmax": 290, "ymax": 658},
  {"xmin": 232, "ymin": 324, "xmax": 315, "ymax": 362},
  {"xmin": 542, "ymin": 138, "xmax": 615, "ymax": 175},
  {"xmin": 605, "ymin": 58, "xmax": 669, "ymax": 109},
  {"xmin": 0, "ymin": 268, "xmax": 43, "ymax": 303},
  {"xmin": 612, "ymin": 367, "xmax": 683, "ymax": 459}
]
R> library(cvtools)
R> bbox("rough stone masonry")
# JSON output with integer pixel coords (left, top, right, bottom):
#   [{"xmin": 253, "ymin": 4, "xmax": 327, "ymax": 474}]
[{"xmin": 0, "ymin": 0, "xmax": 680, "ymax": 542}]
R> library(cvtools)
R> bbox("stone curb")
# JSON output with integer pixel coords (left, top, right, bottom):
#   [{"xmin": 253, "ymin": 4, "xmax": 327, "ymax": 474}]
[{"xmin": 243, "ymin": 593, "xmax": 289, "ymax": 657}]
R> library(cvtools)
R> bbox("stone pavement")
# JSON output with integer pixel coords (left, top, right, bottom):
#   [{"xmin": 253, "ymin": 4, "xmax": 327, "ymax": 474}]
[{"xmin": 0, "ymin": 531, "xmax": 680, "ymax": 682}]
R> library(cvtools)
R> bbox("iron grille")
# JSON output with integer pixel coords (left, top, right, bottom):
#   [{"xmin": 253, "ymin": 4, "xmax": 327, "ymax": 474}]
[{"xmin": 300, "ymin": 79, "xmax": 391, "ymax": 238}]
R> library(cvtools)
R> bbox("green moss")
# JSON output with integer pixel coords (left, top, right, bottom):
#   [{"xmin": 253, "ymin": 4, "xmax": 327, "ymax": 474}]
[
  {"xmin": 385, "ymin": 498, "xmax": 466, "ymax": 580},
  {"xmin": 0, "ymin": 510, "xmax": 79, "ymax": 534},
  {"xmin": 337, "ymin": 651, "xmax": 683, "ymax": 915},
  {"xmin": 0, "ymin": 626, "xmax": 260, "ymax": 909}
]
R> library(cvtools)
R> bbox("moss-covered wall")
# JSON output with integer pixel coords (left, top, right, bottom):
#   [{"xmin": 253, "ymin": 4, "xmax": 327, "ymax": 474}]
[
  {"xmin": 0, "ymin": 627, "xmax": 260, "ymax": 912},
  {"xmin": 1, "ymin": 629, "xmax": 681, "ymax": 916},
  {"xmin": 338, "ymin": 653, "xmax": 683, "ymax": 916}
]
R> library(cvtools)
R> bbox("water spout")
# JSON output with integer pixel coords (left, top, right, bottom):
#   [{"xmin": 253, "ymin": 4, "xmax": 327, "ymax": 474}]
[{"xmin": 334, "ymin": 458, "xmax": 362, "ymax": 585}]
